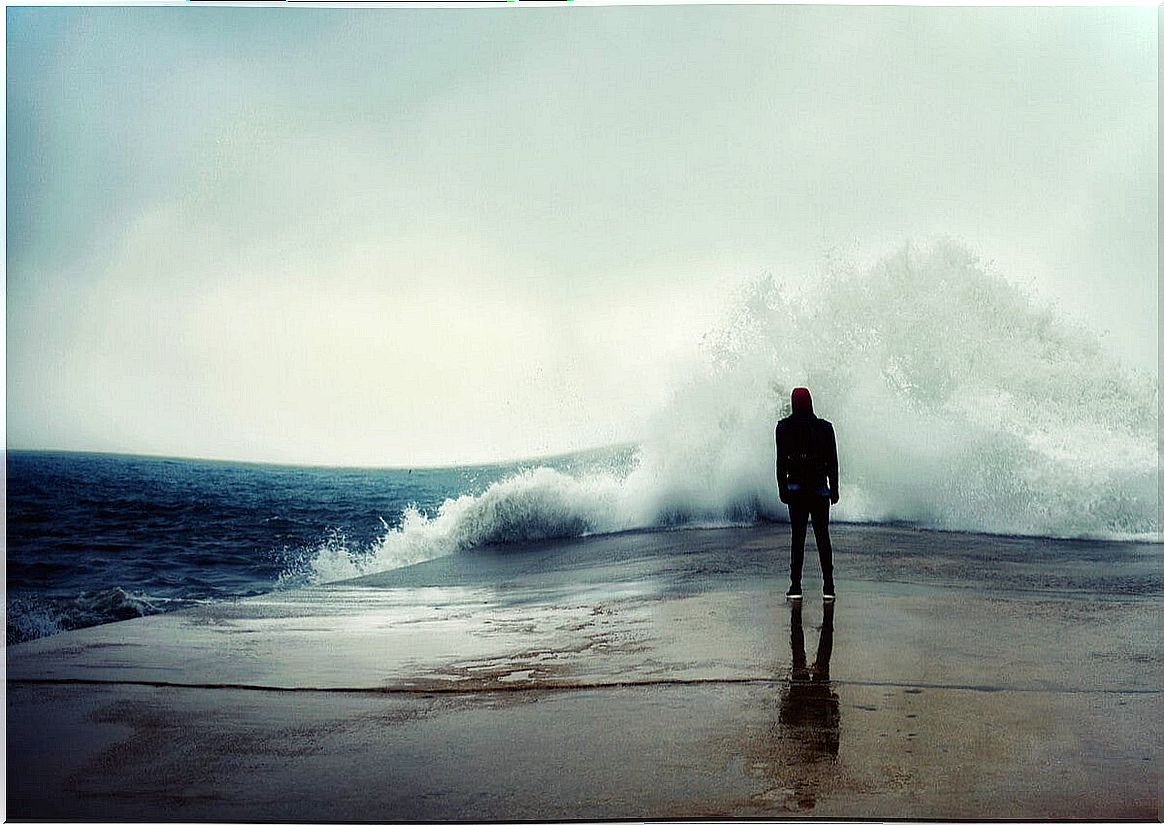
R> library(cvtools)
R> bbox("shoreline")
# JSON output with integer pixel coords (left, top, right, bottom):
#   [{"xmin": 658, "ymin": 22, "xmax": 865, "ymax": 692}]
[
  {"xmin": 8, "ymin": 523, "xmax": 1160, "ymax": 820},
  {"xmin": 8, "ymin": 517, "xmax": 1158, "ymax": 648}
]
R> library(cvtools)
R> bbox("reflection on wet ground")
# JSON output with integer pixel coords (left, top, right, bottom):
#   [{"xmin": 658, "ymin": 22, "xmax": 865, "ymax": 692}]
[
  {"xmin": 779, "ymin": 600, "xmax": 840, "ymax": 810},
  {"xmin": 747, "ymin": 600, "xmax": 841, "ymax": 813}
]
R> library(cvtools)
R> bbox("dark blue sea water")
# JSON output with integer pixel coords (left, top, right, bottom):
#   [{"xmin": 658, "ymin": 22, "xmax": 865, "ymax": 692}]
[
  {"xmin": 7, "ymin": 444, "xmax": 1158, "ymax": 645},
  {"xmin": 5, "ymin": 450, "xmax": 613, "ymax": 644}
]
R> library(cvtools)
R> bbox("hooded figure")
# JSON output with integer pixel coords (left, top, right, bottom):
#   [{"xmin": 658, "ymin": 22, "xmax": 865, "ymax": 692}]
[{"xmin": 775, "ymin": 387, "xmax": 839, "ymax": 599}]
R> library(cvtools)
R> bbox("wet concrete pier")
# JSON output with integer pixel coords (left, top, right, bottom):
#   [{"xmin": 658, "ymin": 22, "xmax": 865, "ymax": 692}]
[{"xmin": 8, "ymin": 524, "xmax": 1161, "ymax": 820}]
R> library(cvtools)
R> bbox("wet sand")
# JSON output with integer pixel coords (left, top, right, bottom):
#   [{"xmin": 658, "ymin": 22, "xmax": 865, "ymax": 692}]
[{"xmin": 7, "ymin": 523, "xmax": 1161, "ymax": 820}]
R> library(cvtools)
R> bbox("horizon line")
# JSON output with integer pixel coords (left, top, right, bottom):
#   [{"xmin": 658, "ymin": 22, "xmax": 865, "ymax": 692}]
[{"xmin": 3, "ymin": 442, "xmax": 641, "ymax": 472}]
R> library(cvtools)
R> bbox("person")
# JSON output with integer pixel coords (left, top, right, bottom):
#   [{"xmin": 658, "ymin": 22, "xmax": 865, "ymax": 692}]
[{"xmin": 774, "ymin": 387, "xmax": 839, "ymax": 600}]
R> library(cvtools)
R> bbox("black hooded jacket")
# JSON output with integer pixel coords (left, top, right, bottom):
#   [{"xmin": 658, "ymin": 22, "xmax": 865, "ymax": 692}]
[{"xmin": 775, "ymin": 411, "xmax": 839, "ymax": 500}]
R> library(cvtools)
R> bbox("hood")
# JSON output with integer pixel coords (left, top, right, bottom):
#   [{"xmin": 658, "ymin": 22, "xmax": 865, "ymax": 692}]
[{"xmin": 791, "ymin": 387, "xmax": 814, "ymax": 416}]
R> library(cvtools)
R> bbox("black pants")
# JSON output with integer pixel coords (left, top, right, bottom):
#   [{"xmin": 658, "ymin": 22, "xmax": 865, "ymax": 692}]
[{"xmin": 788, "ymin": 492, "xmax": 833, "ymax": 588}]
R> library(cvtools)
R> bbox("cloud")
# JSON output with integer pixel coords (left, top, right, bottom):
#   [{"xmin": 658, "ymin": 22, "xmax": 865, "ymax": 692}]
[{"xmin": 6, "ymin": 6, "xmax": 1157, "ymax": 465}]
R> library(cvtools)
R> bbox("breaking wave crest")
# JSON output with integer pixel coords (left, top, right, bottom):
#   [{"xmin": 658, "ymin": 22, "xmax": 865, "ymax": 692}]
[
  {"xmin": 279, "ymin": 467, "xmax": 639, "ymax": 585},
  {"xmin": 291, "ymin": 241, "xmax": 1160, "ymax": 584},
  {"xmin": 6, "ymin": 588, "xmax": 203, "ymax": 644}
]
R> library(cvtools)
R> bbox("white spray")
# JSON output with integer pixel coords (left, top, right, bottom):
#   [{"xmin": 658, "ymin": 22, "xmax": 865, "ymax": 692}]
[{"xmin": 293, "ymin": 241, "xmax": 1160, "ymax": 584}]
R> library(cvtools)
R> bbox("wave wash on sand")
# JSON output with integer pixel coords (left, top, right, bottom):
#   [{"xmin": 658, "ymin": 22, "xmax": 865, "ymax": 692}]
[{"xmin": 292, "ymin": 241, "xmax": 1160, "ymax": 585}]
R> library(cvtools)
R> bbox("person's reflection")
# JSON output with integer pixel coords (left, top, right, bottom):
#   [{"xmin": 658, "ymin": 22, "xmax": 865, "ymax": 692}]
[{"xmin": 777, "ymin": 600, "xmax": 839, "ymax": 811}]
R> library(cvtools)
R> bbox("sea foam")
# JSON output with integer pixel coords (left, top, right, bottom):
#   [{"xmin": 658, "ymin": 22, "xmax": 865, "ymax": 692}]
[{"xmin": 294, "ymin": 241, "xmax": 1160, "ymax": 584}]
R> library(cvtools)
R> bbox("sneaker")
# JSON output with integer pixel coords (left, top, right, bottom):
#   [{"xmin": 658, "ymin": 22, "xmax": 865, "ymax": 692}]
[{"xmin": 786, "ymin": 585, "xmax": 803, "ymax": 600}]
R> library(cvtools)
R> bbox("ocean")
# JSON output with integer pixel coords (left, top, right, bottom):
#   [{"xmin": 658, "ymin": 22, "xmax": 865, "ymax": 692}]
[
  {"xmin": 6, "ymin": 244, "xmax": 1160, "ymax": 644},
  {"xmin": 4, "ymin": 448, "xmax": 631, "ymax": 644},
  {"xmin": 6, "ymin": 439, "xmax": 1159, "ymax": 645}
]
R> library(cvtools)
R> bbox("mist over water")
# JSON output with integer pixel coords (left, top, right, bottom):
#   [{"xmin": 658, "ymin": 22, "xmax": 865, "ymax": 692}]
[
  {"xmin": 644, "ymin": 241, "xmax": 1158, "ymax": 536},
  {"xmin": 297, "ymin": 241, "xmax": 1160, "ymax": 584}
]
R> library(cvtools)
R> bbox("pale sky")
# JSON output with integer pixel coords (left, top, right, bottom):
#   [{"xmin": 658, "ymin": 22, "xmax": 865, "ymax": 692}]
[{"xmin": 6, "ymin": 5, "xmax": 1158, "ymax": 466}]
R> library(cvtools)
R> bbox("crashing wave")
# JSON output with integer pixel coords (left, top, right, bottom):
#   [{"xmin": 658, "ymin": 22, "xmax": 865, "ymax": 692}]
[
  {"xmin": 6, "ymin": 587, "xmax": 199, "ymax": 644},
  {"xmin": 291, "ymin": 240, "xmax": 1160, "ymax": 584}
]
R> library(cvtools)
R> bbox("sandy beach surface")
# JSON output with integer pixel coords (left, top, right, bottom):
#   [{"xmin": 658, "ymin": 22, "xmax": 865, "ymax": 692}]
[{"xmin": 7, "ymin": 523, "xmax": 1161, "ymax": 821}]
